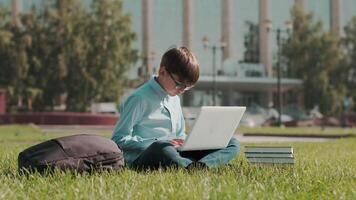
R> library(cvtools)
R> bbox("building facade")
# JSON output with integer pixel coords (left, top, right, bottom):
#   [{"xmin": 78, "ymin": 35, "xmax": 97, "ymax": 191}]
[
  {"xmin": 1, "ymin": 0, "xmax": 356, "ymax": 108},
  {"xmin": 120, "ymin": 0, "xmax": 355, "ymax": 108}
]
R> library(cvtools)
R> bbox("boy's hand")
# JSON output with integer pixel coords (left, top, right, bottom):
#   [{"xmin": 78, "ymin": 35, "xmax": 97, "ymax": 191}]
[{"xmin": 169, "ymin": 139, "xmax": 184, "ymax": 148}]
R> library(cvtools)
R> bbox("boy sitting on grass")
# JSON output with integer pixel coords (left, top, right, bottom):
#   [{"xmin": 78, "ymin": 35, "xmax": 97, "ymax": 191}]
[{"xmin": 112, "ymin": 47, "xmax": 239, "ymax": 170}]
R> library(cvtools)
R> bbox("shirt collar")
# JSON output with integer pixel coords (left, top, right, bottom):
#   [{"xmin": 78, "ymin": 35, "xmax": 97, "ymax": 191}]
[{"xmin": 149, "ymin": 76, "xmax": 169, "ymax": 99}]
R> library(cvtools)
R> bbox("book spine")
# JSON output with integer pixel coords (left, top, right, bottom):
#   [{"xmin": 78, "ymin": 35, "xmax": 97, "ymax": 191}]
[
  {"xmin": 245, "ymin": 153, "xmax": 294, "ymax": 158},
  {"xmin": 245, "ymin": 149, "xmax": 293, "ymax": 153},
  {"xmin": 247, "ymin": 157, "xmax": 295, "ymax": 164}
]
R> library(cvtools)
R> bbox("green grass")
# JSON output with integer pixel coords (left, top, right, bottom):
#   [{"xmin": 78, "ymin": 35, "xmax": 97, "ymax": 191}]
[
  {"xmin": 0, "ymin": 125, "xmax": 356, "ymax": 199},
  {"xmin": 237, "ymin": 126, "xmax": 356, "ymax": 137},
  {"xmin": 0, "ymin": 125, "xmax": 109, "ymax": 143},
  {"xmin": 0, "ymin": 124, "xmax": 70, "ymax": 143}
]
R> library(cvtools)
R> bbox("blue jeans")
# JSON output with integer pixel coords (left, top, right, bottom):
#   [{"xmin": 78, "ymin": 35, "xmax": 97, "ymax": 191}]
[{"xmin": 131, "ymin": 138, "xmax": 240, "ymax": 170}]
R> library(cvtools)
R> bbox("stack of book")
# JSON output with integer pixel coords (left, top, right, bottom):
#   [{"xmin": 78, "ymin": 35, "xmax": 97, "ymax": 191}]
[{"xmin": 245, "ymin": 146, "xmax": 295, "ymax": 164}]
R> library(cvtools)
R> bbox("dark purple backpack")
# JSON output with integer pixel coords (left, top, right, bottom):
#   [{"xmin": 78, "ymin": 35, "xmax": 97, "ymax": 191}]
[{"xmin": 18, "ymin": 134, "xmax": 124, "ymax": 173}]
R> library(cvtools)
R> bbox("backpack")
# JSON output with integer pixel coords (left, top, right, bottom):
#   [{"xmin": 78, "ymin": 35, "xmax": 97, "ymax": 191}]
[{"xmin": 18, "ymin": 134, "xmax": 124, "ymax": 173}]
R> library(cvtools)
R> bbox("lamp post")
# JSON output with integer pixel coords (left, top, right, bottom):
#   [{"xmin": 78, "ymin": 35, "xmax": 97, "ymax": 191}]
[
  {"xmin": 202, "ymin": 36, "xmax": 226, "ymax": 106},
  {"xmin": 139, "ymin": 51, "xmax": 155, "ymax": 79},
  {"xmin": 265, "ymin": 21, "xmax": 292, "ymax": 126}
]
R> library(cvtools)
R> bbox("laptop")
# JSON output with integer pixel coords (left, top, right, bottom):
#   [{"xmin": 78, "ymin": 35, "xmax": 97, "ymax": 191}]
[{"xmin": 178, "ymin": 106, "xmax": 246, "ymax": 151}]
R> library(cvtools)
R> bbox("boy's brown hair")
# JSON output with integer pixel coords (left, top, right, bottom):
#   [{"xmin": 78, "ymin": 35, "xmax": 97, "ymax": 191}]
[{"xmin": 160, "ymin": 47, "xmax": 200, "ymax": 85}]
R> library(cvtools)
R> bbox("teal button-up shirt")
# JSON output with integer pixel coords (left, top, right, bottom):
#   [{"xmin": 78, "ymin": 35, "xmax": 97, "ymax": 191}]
[{"xmin": 112, "ymin": 77, "xmax": 186, "ymax": 166}]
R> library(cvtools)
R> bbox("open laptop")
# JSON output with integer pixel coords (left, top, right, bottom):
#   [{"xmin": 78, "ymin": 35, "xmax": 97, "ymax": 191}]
[{"xmin": 178, "ymin": 106, "xmax": 246, "ymax": 151}]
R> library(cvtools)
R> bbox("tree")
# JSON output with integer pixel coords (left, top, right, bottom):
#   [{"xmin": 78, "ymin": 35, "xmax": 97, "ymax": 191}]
[
  {"xmin": 281, "ymin": 6, "xmax": 345, "ymax": 114},
  {"xmin": 0, "ymin": 8, "xmax": 13, "ymax": 86},
  {"xmin": 16, "ymin": 7, "xmax": 66, "ymax": 111},
  {"xmin": 342, "ymin": 16, "xmax": 356, "ymax": 111},
  {"xmin": 48, "ymin": 0, "xmax": 94, "ymax": 111},
  {"xmin": 242, "ymin": 21, "xmax": 260, "ymax": 63},
  {"xmin": 0, "ymin": 7, "xmax": 39, "ymax": 111},
  {"xmin": 0, "ymin": 0, "xmax": 138, "ymax": 112},
  {"xmin": 65, "ymin": 0, "xmax": 138, "ymax": 111}
]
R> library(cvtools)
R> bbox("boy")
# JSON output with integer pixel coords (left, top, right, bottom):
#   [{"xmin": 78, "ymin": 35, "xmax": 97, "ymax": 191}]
[{"xmin": 112, "ymin": 47, "xmax": 239, "ymax": 170}]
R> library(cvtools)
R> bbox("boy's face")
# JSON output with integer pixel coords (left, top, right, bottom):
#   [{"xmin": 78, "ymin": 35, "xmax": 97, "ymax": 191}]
[{"xmin": 158, "ymin": 67, "xmax": 194, "ymax": 96}]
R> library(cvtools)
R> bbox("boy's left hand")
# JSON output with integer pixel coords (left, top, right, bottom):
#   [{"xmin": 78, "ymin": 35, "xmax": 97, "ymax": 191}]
[{"xmin": 169, "ymin": 139, "xmax": 184, "ymax": 148}]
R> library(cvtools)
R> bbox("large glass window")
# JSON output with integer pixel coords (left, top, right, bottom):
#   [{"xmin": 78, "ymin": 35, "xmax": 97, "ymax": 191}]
[
  {"xmin": 152, "ymin": 0, "xmax": 182, "ymax": 72},
  {"xmin": 123, "ymin": 0, "xmax": 142, "ymax": 78},
  {"xmin": 308, "ymin": 0, "xmax": 331, "ymax": 31},
  {"xmin": 192, "ymin": 0, "xmax": 222, "ymax": 75},
  {"xmin": 0, "ymin": 0, "xmax": 10, "ymax": 7},
  {"xmin": 342, "ymin": 0, "xmax": 356, "ymax": 26},
  {"xmin": 234, "ymin": 0, "xmax": 259, "ymax": 63},
  {"xmin": 22, "ymin": 0, "xmax": 43, "ymax": 10},
  {"xmin": 270, "ymin": 0, "xmax": 293, "ymax": 73}
]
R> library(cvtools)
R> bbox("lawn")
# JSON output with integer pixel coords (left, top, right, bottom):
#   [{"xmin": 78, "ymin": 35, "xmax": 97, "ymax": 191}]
[{"xmin": 0, "ymin": 125, "xmax": 355, "ymax": 199}]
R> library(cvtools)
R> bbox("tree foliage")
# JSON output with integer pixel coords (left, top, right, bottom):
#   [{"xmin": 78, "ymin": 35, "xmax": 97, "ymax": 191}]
[
  {"xmin": 281, "ymin": 6, "xmax": 345, "ymax": 114},
  {"xmin": 342, "ymin": 16, "xmax": 356, "ymax": 111},
  {"xmin": 0, "ymin": 0, "xmax": 138, "ymax": 112},
  {"xmin": 243, "ymin": 21, "xmax": 260, "ymax": 63}
]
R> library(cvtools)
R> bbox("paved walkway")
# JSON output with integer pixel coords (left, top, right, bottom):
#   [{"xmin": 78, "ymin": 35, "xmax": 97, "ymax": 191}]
[
  {"xmin": 234, "ymin": 134, "xmax": 332, "ymax": 143},
  {"xmin": 39, "ymin": 125, "xmax": 114, "ymax": 135},
  {"xmin": 39, "ymin": 125, "xmax": 335, "ymax": 143}
]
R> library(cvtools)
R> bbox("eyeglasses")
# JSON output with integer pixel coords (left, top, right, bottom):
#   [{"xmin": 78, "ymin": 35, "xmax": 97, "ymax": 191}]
[{"xmin": 166, "ymin": 70, "xmax": 194, "ymax": 91}]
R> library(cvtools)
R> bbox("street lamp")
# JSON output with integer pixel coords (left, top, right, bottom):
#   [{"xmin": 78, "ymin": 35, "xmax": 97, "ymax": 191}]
[
  {"xmin": 265, "ymin": 20, "xmax": 292, "ymax": 126},
  {"xmin": 139, "ymin": 51, "xmax": 156, "ymax": 79},
  {"xmin": 202, "ymin": 36, "xmax": 226, "ymax": 106}
]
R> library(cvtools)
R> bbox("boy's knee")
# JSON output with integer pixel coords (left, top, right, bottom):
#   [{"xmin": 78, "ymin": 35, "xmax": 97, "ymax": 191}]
[
  {"xmin": 228, "ymin": 138, "xmax": 240, "ymax": 154},
  {"xmin": 229, "ymin": 137, "xmax": 239, "ymax": 146}
]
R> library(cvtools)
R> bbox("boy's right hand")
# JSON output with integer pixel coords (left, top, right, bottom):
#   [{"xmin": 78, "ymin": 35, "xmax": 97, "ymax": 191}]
[{"xmin": 169, "ymin": 139, "xmax": 184, "ymax": 148}]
